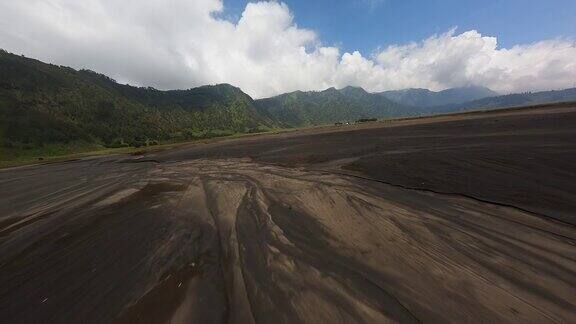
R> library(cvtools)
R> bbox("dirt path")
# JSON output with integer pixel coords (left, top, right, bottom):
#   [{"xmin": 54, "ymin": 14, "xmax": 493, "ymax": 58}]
[{"xmin": 1, "ymin": 158, "xmax": 574, "ymax": 323}]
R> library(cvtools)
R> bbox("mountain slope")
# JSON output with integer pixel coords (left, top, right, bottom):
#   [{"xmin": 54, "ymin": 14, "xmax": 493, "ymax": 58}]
[
  {"xmin": 433, "ymin": 88, "xmax": 576, "ymax": 112},
  {"xmin": 2, "ymin": 49, "xmax": 575, "ymax": 160},
  {"xmin": 0, "ymin": 50, "xmax": 276, "ymax": 149},
  {"xmin": 255, "ymin": 86, "xmax": 406, "ymax": 126},
  {"xmin": 380, "ymin": 86, "xmax": 497, "ymax": 107}
]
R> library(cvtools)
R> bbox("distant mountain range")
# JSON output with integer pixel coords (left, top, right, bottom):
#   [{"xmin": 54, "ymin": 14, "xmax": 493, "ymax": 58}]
[
  {"xmin": 254, "ymin": 86, "xmax": 402, "ymax": 127},
  {"xmin": 433, "ymin": 88, "xmax": 576, "ymax": 113},
  {"xmin": 1, "ymin": 49, "xmax": 576, "ymax": 153},
  {"xmin": 379, "ymin": 86, "xmax": 498, "ymax": 107}
]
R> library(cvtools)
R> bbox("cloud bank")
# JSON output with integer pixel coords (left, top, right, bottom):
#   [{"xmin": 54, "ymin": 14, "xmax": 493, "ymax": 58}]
[{"xmin": 1, "ymin": 0, "xmax": 575, "ymax": 98}]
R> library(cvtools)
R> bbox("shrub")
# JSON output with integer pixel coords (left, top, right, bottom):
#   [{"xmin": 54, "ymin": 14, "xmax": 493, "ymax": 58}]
[
  {"xmin": 248, "ymin": 125, "xmax": 272, "ymax": 133},
  {"xmin": 106, "ymin": 138, "xmax": 129, "ymax": 148}
]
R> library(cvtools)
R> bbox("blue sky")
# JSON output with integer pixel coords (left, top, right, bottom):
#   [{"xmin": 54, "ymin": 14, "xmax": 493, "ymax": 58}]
[
  {"xmin": 222, "ymin": 0, "xmax": 576, "ymax": 54},
  {"xmin": 2, "ymin": 0, "xmax": 575, "ymax": 97}
]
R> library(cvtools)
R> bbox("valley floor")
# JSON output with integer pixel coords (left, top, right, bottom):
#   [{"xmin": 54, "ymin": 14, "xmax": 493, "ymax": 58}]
[{"xmin": 1, "ymin": 104, "xmax": 575, "ymax": 323}]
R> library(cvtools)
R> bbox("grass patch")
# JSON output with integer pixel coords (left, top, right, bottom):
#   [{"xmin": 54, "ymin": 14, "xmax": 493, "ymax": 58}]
[{"xmin": 0, "ymin": 127, "xmax": 296, "ymax": 169}]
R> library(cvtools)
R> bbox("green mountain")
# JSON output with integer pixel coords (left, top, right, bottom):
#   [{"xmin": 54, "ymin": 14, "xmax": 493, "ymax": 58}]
[
  {"xmin": 379, "ymin": 86, "xmax": 497, "ymax": 107},
  {"xmin": 0, "ymin": 50, "xmax": 276, "ymax": 150},
  {"xmin": 255, "ymin": 86, "xmax": 406, "ymax": 126},
  {"xmin": 2, "ymin": 49, "xmax": 575, "ymax": 162}
]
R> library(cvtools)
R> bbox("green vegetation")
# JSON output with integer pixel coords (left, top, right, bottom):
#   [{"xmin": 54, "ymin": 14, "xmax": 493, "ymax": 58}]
[
  {"xmin": 1, "ymin": 140, "xmax": 100, "ymax": 166},
  {"xmin": 2, "ymin": 49, "xmax": 575, "ymax": 167},
  {"xmin": 0, "ymin": 50, "xmax": 280, "ymax": 164},
  {"xmin": 2, "ymin": 49, "xmax": 403, "ymax": 165},
  {"xmin": 254, "ymin": 86, "xmax": 406, "ymax": 126},
  {"xmin": 0, "ymin": 127, "xmax": 295, "ymax": 168}
]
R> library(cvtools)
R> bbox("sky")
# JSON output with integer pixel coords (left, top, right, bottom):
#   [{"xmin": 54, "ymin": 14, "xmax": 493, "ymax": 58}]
[{"xmin": 0, "ymin": 0, "xmax": 575, "ymax": 98}]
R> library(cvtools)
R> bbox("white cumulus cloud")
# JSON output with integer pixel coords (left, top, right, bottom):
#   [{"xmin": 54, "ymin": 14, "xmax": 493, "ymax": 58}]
[
  {"xmin": 359, "ymin": 29, "xmax": 576, "ymax": 94},
  {"xmin": 0, "ymin": 0, "xmax": 574, "ymax": 98}
]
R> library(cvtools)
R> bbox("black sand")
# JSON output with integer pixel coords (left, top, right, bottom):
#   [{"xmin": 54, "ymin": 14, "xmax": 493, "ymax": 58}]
[{"xmin": 1, "ymin": 104, "xmax": 575, "ymax": 323}]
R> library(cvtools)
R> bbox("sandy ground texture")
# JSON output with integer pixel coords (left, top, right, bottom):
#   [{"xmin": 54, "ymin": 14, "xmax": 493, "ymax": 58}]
[{"xmin": 1, "ymin": 104, "xmax": 575, "ymax": 323}]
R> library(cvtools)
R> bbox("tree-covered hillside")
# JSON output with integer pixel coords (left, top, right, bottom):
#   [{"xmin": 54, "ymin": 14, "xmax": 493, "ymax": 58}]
[
  {"xmin": 2, "ymin": 49, "xmax": 575, "ymax": 162},
  {"xmin": 0, "ymin": 50, "xmax": 277, "ymax": 151},
  {"xmin": 255, "ymin": 86, "xmax": 406, "ymax": 126}
]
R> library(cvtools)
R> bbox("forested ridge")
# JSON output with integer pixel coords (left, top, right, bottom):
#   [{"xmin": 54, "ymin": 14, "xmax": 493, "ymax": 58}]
[
  {"xmin": 1, "ymin": 49, "xmax": 575, "ymax": 161},
  {"xmin": 0, "ymin": 50, "xmax": 276, "ymax": 151}
]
